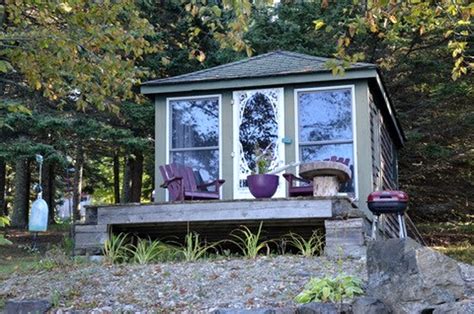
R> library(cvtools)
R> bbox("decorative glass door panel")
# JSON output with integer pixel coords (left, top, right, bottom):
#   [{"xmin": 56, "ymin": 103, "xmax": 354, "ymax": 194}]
[{"xmin": 233, "ymin": 88, "xmax": 285, "ymax": 199}]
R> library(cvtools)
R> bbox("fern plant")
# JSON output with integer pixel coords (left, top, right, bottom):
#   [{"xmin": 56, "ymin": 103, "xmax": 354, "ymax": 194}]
[
  {"xmin": 103, "ymin": 233, "xmax": 131, "ymax": 264},
  {"xmin": 286, "ymin": 231, "xmax": 324, "ymax": 257},
  {"xmin": 229, "ymin": 222, "xmax": 271, "ymax": 258},
  {"xmin": 294, "ymin": 275, "xmax": 364, "ymax": 304}
]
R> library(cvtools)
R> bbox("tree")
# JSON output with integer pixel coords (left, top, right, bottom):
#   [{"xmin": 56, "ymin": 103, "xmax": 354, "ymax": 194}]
[{"xmin": 1, "ymin": 1, "xmax": 155, "ymax": 112}]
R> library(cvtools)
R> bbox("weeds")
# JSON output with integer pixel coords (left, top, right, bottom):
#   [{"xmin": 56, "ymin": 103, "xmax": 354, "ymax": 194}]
[
  {"xmin": 103, "ymin": 233, "xmax": 131, "ymax": 264},
  {"xmin": 286, "ymin": 231, "xmax": 324, "ymax": 257},
  {"xmin": 229, "ymin": 222, "xmax": 271, "ymax": 259}
]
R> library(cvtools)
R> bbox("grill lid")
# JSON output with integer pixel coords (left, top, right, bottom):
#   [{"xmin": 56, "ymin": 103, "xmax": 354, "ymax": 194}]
[{"xmin": 367, "ymin": 190, "xmax": 408, "ymax": 203}]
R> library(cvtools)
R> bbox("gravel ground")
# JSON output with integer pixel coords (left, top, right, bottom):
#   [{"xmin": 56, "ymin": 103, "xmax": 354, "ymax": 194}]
[{"xmin": 0, "ymin": 255, "xmax": 367, "ymax": 312}]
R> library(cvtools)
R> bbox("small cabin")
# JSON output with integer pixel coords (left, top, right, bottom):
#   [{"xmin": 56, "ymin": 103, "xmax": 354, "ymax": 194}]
[
  {"xmin": 141, "ymin": 51, "xmax": 404, "ymax": 212},
  {"xmin": 74, "ymin": 51, "xmax": 413, "ymax": 256}
]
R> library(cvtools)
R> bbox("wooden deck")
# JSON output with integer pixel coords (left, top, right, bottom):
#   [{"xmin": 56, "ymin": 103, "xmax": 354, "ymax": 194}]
[{"xmin": 74, "ymin": 197, "xmax": 368, "ymax": 256}]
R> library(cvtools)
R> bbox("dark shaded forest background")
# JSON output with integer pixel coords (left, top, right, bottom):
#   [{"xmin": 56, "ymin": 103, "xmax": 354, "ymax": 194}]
[{"xmin": 0, "ymin": 1, "xmax": 472, "ymax": 251}]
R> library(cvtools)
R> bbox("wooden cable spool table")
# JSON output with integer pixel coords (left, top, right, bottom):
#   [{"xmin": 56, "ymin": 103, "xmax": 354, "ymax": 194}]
[{"xmin": 299, "ymin": 161, "xmax": 352, "ymax": 196}]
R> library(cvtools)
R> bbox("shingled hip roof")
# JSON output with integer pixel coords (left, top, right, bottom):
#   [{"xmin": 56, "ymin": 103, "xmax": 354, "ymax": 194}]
[{"xmin": 142, "ymin": 50, "xmax": 376, "ymax": 86}]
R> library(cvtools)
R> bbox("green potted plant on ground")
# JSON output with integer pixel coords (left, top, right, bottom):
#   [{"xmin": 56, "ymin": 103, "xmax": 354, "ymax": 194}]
[{"xmin": 247, "ymin": 145, "xmax": 279, "ymax": 198}]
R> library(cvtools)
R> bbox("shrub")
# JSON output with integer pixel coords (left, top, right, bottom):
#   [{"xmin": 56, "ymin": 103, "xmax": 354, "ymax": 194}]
[
  {"xmin": 0, "ymin": 215, "xmax": 12, "ymax": 245},
  {"xmin": 294, "ymin": 275, "xmax": 364, "ymax": 303}
]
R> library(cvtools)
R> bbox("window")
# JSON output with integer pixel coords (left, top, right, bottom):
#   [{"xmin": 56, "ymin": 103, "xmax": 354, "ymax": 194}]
[
  {"xmin": 297, "ymin": 87, "xmax": 355, "ymax": 193},
  {"xmin": 169, "ymin": 96, "xmax": 220, "ymax": 182}
]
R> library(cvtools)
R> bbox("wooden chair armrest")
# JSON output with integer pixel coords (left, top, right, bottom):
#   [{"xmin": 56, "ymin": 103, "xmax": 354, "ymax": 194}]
[
  {"xmin": 282, "ymin": 173, "xmax": 311, "ymax": 186},
  {"xmin": 160, "ymin": 176, "xmax": 183, "ymax": 188},
  {"xmin": 197, "ymin": 179, "xmax": 226, "ymax": 189}
]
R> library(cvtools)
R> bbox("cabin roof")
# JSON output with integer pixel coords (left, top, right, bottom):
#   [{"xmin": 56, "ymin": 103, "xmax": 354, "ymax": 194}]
[
  {"xmin": 141, "ymin": 50, "xmax": 405, "ymax": 146},
  {"xmin": 142, "ymin": 50, "xmax": 376, "ymax": 86}
]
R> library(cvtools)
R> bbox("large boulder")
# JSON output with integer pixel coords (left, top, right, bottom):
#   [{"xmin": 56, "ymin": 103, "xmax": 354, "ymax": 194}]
[
  {"xmin": 351, "ymin": 297, "xmax": 389, "ymax": 314},
  {"xmin": 367, "ymin": 239, "xmax": 466, "ymax": 314}
]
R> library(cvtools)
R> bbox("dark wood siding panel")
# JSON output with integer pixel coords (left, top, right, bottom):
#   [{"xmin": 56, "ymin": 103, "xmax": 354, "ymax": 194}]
[
  {"xmin": 380, "ymin": 115, "xmax": 397, "ymax": 190},
  {"xmin": 369, "ymin": 93, "xmax": 382, "ymax": 190}
]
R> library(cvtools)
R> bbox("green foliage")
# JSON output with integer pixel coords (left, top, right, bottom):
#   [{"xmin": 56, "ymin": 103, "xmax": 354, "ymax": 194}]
[
  {"xmin": 1, "ymin": 0, "xmax": 156, "ymax": 111},
  {"xmin": 177, "ymin": 232, "xmax": 220, "ymax": 262},
  {"xmin": 286, "ymin": 231, "xmax": 324, "ymax": 257},
  {"xmin": 0, "ymin": 215, "xmax": 12, "ymax": 245},
  {"xmin": 294, "ymin": 275, "xmax": 364, "ymax": 304},
  {"xmin": 128, "ymin": 238, "xmax": 178, "ymax": 264},
  {"xmin": 103, "ymin": 233, "xmax": 131, "ymax": 264},
  {"xmin": 424, "ymin": 143, "xmax": 452, "ymax": 159},
  {"xmin": 230, "ymin": 222, "xmax": 271, "ymax": 258},
  {"xmin": 253, "ymin": 145, "xmax": 275, "ymax": 174}
]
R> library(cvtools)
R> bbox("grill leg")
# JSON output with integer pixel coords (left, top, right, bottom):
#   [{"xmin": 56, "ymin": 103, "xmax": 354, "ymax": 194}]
[
  {"xmin": 398, "ymin": 213, "xmax": 406, "ymax": 239},
  {"xmin": 371, "ymin": 215, "xmax": 379, "ymax": 240},
  {"xmin": 401, "ymin": 214, "xmax": 408, "ymax": 238}
]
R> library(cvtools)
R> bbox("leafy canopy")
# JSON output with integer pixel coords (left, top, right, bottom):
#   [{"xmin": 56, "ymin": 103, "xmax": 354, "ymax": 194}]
[{"xmin": 1, "ymin": 1, "xmax": 155, "ymax": 112}]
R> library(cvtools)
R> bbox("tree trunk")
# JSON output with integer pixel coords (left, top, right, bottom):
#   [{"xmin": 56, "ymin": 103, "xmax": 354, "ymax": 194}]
[
  {"xmin": 113, "ymin": 153, "xmax": 120, "ymax": 204},
  {"xmin": 72, "ymin": 150, "xmax": 84, "ymax": 221},
  {"xmin": 42, "ymin": 162, "xmax": 55, "ymax": 224},
  {"xmin": 11, "ymin": 158, "xmax": 30, "ymax": 228},
  {"xmin": 130, "ymin": 152, "xmax": 144, "ymax": 203},
  {"xmin": 0, "ymin": 158, "xmax": 6, "ymax": 216},
  {"xmin": 121, "ymin": 156, "xmax": 131, "ymax": 203}
]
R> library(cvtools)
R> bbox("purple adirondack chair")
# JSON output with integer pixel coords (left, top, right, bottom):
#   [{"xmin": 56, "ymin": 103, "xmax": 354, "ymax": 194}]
[
  {"xmin": 283, "ymin": 156, "xmax": 351, "ymax": 197},
  {"xmin": 159, "ymin": 163, "xmax": 225, "ymax": 201}
]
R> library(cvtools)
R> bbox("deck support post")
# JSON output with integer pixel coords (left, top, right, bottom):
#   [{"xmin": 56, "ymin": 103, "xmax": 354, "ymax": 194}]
[{"xmin": 324, "ymin": 218, "xmax": 367, "ymax": 259}]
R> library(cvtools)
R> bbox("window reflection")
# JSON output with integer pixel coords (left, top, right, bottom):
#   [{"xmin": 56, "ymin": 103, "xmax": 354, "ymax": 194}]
[
  {"xmin": 170, "ymin": 97, "xmax": 219, "ymax": 181},
  {"xmin": 299, "ymin": 89, "xmax": 352, "ymax": 142},
  {"xmin": 171, "ymin": 98, "xmax": 218, "ymax": 148},
  {"xmin": 298, "ymin": 88, "xmax": 354, "ymax": 193}
]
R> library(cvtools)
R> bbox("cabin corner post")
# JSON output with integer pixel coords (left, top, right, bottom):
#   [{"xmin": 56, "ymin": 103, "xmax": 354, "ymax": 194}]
[{"xmin": 155, "ymin": 96, "xmax": 168, "ymax": 202}]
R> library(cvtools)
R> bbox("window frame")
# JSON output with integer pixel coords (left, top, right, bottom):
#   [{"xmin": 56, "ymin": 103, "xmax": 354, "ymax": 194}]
[
  {"xmin": 294, "ymin": 85, "xmax": 358, "ymax": 199},
  {"xmin": 166, "ymin": 94, "xmax": 223, "ymax": 197}
]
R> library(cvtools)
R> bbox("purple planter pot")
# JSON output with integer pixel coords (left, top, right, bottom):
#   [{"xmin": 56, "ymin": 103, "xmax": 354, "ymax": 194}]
[{"xmin": 247, "ymin": 174, "xmax": 279, "ymax": 199}]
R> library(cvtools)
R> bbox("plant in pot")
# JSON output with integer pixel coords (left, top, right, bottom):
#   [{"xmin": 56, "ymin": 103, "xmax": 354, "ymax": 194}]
[{"xmin": 247, "ymin": 145, "xmax": 279, "ymax": 199}]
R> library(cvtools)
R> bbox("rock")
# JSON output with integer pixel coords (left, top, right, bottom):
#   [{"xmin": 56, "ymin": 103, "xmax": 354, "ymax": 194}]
[
  {"xmin": 432, "ymin": 297, "xmax": 474, "ymax": 314},
  {"xmin": 351, "ymin": 297, "xmax": 389, "ymax": 314},
  {"xmin": 367, "ymin": 239, "xmax": 466, "ymax": 314},
  {"xmin": 88, "ymin": 255, "xmax": 104, "ymax": 263},
  {"xmin": 5, "ymin": 299, "xmax": 52, "ymax": 314},
  {"xmin": 297, "ymin": 302, "xmax": 351, "ymax": 314},
  {"xmin": 459, "ymin": 262, "xmax": 474, "ymax": 296}
]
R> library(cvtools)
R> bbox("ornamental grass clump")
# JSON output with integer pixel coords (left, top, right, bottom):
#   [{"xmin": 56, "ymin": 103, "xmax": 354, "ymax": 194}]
[
  {"xmin": 285, "ymin": 231, "xmax": 324, "ymax": 257},
  {"xmin": 229, "ymin": 222, "xmax": 271, "ymax": 258},
  {"xmin": 128, "ymin": 238, "xmax": 178, "ymax": 264},
  {"xmin": 294, "ymin": 275, "xmax": 364, "ymax": 304},
  {"xmin": 178, "ymin": 232, "xmax": 221, "ymax": 262},
  {"xmin": 103, "ymin": 233, "xmax": 131, "ymax": 264}
]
